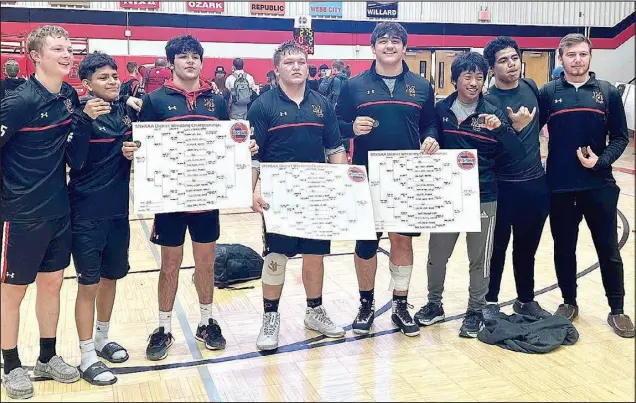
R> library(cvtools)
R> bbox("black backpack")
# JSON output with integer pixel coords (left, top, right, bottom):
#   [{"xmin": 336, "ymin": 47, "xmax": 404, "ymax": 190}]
[{"xmin": 192, "ymin": 244, "xmax": 263, "ymax": 289}]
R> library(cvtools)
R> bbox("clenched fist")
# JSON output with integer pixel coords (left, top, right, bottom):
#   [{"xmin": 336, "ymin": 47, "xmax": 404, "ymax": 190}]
[{"xmin": 83, "ymin": 98, "xmax": 111, "ymax": 120}]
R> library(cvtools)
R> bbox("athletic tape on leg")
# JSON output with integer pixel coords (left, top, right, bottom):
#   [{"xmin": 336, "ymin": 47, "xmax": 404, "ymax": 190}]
[
  {"xmin": 261, "ymin": 253, "xmax": 288, "ymax": 286},
  {"xmin": 388, "ymin": 261, "xmax": 413, "ymax": 292}
]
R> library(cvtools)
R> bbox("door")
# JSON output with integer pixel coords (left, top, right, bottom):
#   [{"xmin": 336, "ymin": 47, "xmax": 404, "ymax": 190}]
[
  {"xmin": 405, "ymin": 50, "xmax": 432, "ymax": 81},
  {"xmin": 434, "ymin": 50, "xmax": 465, "ymax": 97},
  {"xmin": 522, "ymin": 51, "xmax": 550, "ymax": 88}
]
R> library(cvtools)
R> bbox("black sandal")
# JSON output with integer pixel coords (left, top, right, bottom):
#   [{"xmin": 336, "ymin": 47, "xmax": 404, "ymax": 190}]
[
  {"xmin": 96, "ymin": 342, "xmax": 129, "ymax": 364},
  {"xmin": 79, "ymin": 362, "xmax": 117, "ymax": 386}
]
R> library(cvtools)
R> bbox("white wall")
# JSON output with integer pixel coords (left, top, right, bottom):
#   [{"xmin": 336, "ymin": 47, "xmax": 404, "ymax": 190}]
[{"xmin": 591, "ymin": 36, "xmax": 635, "ymax": 84}]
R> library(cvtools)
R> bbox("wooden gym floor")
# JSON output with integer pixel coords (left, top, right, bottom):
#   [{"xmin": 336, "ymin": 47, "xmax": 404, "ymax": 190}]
[{"xmin": 2, "ymin": 138, "xmax": 635, "ymax": 402}]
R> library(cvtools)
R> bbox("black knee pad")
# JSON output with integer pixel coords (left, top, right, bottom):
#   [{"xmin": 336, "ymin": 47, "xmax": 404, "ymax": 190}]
[{"xmin": 355, "ymin": 239, "xmax": 380, "ymax": 260}]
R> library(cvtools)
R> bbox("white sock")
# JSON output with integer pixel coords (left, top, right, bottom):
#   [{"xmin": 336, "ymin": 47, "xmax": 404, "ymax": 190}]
[
  {"xmin": 94, "ymin": 320, "xmax": 126, "ymax": 361},
  {"xmin": 199, "ymin": 303, "xmax": 214, "ymax": 327},
  {"xmin": 159, "ymin": 311, "xmax": 172, "ymax": 334},
  {"xmin": 80, "ymin": 339, "xmax": 114, "ymax": 382}
]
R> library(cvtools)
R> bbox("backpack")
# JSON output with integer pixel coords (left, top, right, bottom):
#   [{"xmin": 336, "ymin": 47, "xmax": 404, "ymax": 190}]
[
  {"xmin": 119, "ymin": 77, "xmax": 141, "ymax": 98},
  {"xmin": 544, "ymin": 77, "xmax": 611, "ymax": 124},
  {"xmin": 211, "ymin": 244, "xmax": 263, "ymax": 289},
  {"xmin": 231, "ymin": 73, "xmax": 253, "ymax": 106},
  {"xmin": 318, "ymin": 75, "xmax": 341, "ymax": 104}
]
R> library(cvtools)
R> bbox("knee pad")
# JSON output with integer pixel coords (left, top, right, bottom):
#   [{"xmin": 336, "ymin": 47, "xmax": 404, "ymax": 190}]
[
  {"xmin": 389, "ymin": 261, "xmax": 413, "ymax": 292},
  {"xmin": 355, "ymin": 240, "xmax": 379, "ymax": 260},
  {"xmin": 261, "ymin": 253, "xmax": 288, "ymax": 286}
]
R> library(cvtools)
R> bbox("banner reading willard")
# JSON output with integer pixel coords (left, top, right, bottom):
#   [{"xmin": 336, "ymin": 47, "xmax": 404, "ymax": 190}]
[{"xmin": 366, "ymin": 1, "xmax": 398, "ymax": 19}]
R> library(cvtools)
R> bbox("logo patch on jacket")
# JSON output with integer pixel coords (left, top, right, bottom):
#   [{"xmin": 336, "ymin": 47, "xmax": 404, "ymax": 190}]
[
  {"xmin": 312, "ymin": 104, "xmax": 324, "ymax": 118},
  {"xmin": 64, "ymin": 98, "xmax": 74, "ymax": 113},
  {"xmin": 406, "ymin": 84, "xmax": 416, "ymax": 97},
  {"xmin": 204, "ymin": 98, "xmax": 215, "ymax": 112},
  {"xmin": 592, "ymin": 91, "xmax": 604, "ymax": 104},
  {"xmin": 122, "ymin": 115, "xmax": 132, "ymax": 128}
]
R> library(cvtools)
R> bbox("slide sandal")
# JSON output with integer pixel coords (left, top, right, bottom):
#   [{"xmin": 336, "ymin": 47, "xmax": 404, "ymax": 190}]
[
  {"xmin": 79, "ymin": 362, "xmax": 117, "ymax": 386},
  {"xmin": 96, "ymin": 342, "xmax": 129, "ymax": 364}
]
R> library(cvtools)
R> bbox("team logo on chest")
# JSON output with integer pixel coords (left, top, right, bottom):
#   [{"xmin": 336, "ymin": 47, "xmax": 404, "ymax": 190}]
[
  {"xmin": 406, "ymin": 84, "xmax": 416, "ymax": 97},
  {"xmin": 311, "ymin": 104, "xmax": 324, "ymax": 118},
  {"xmin": 64, "ymin": 98, "xmax": 74, "ymax": 113},
  {"xmin": 122, "ymin": 115, "xmax": 132, "ymax": 128},
  {"xmin": 366, "ymin": 89, "xmax": 375, "ymax": 95},
  {"xmin": 592, "ymin": 91, "xmax": 604, "ymax": 105},
  {"xmin": 204, "ymin": 98, "xmax": 215, "ymax": 112}
]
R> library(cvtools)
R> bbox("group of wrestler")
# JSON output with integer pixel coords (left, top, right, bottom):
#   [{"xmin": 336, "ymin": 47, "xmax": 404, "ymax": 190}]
[{"xmin": 0, "ymin": 21, "xmax": 633, "ymax": 399}]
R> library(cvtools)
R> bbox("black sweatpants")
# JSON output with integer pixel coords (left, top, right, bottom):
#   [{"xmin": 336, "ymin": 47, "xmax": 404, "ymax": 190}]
[
  {"xmin": 549, "ymin": 183, "xmax": 624, "ymax": 311},
  {"xmin": 486, "ymin": 176, "xmax": 549, "ymax": 303}
]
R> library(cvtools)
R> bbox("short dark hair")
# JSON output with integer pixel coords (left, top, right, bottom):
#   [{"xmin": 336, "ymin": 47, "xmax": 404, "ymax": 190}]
[
  {"xmin": 308, "ymin": 64, "xmax": 317, "ymax": 77},
  {"xmin": 233, "ymin": 58, "xmax": 244, "ymax": 70},
  {"xmin": 370, "ymin": 22, "xmax": 408, "ymax": 46},
  {"xmin": 272, "ymin": 40, "xmax": 307, "ymax": 67},
  {"xmin": 79, "ymin": 51, "xmax": 118, "ymax": 80},
  {"xmin": 165, "ymin": 35, "xmax": 204, "ymax": 64},
  {"xmin": 126, "ymin": 61, "xmax": 137, "ymax": 73},
  {"xmin": 483, "ymin": 36, "xmax": 520, "ymax": 68},
  {"xmin": 451, "ymin": 52, "xmax": 489, "ymax": 84}
]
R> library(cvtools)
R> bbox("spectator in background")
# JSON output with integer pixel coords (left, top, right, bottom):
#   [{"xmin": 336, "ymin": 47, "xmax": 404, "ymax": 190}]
[
  {"xmin": 211, "ymin": 65, "xmax": 230, "ymax": 104},
  {"xmin": 345, "ymin": 65, "xmax": 351, "ymax": 79},
  {"xmin": 119, "ymin": 60, "xmax": 142, "ymax": 98},
  {"xmin": 319, "ymin": 59, "xmax": 347, "ymax": 107},
  {"xmin": 319, "ymin": 63, "xmax": 330, "ymax": 83},
  {"xmin": 551, "ymin": 65, "xmax": 564, "ymax": 80},
  {"xmin": 144, "ymin": 58, "xmax": 172, "ymax": 94},
  {"xmin": 1, "ymin": 59, "xmax": 26, "ymax": 100},
  {"xmin": 307, "ymin": 64, "xmax": 320, "ymax": 91},
  {"xmin": 260, "ymin": 70, "xmax": 277, "ymax": 94},
  {"xmin": 225, "ymin": 57, "xmax": 258, "ymax": 119}
]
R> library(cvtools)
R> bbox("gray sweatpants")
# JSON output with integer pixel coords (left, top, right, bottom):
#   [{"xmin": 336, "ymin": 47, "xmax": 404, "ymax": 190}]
[{"xmin": 427, "ymin": 201, "xmax": 497, "ymax": 311}]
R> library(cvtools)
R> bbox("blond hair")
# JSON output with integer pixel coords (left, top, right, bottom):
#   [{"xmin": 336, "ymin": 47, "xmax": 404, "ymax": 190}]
[
  {"xmin": 27, "ymin": 25, "xmax": 70, "ymax": 61},
  {"xmin": 558, "ymin": 33, "xmax": 592, "ymax": 57}
]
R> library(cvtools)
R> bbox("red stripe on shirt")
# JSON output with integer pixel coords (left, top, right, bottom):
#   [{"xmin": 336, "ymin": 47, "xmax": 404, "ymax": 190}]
[
  {"xmin": 549, "ymin": 107, "xmax": 605, "ymax": 118},
  {"xmin": 18, "ymin": 118, "xmax": 72, "ymax": 132},
  {"xmin": 89, "ymin": 138, "xmax": 117, "ymax": 143},
  {"xmin": 443, "ymin": 129, "xmax": 497, "ymax": 143},
  {"xmin": 356, "ymin": 100, "xmax": 422, "ymax": 109},
  {"xmin": 268, "ymin": 122, "xmax": 325, "ymax": 132},
  {"xmin": 164, "ymin": 115, "xmax": 219, "ymax": 121}
]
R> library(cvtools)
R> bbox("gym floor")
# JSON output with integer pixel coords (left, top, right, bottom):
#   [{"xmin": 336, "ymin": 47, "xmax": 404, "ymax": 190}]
[{"xmin": 2, "ymin": 138, "xmax": 635, "ymax": 402}]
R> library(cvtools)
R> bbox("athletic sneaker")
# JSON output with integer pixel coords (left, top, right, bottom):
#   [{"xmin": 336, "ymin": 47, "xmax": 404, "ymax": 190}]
[
  {"xmin": 33, "ymin": 356, "xmax": 80, "ymax": 383},
  {"xmin": 513, "ymin": 300, "xmax": 552, "ymax": 319},
  {"xmin": 2, "ymin": 367, "xmax": 34, "ymax": 399},
  {"xmin": 459, "ymin": 309, "xmax": 484, "ymax": 338},
  {"xmin": 256, "ymin": 312, "xmax": 281, "ymax": 351},
  {"xmin": 304, "ymin": 306, "xmax": 345, "ymax": 338},
  {"xmin": 352, "ymin": 299, "xmax": 375, "ymax": 335},
  {"xmin": 195, "ymin": 319, "xmax": 226, "ymax": 350},
  {"xmin": 146, "ymin": 327, "xmax": 174, "ymax": 361},
  {"xmin": 482, "ymin": 303, "xmax": 500, "ymax": 321},
  {"xmin": 414, "ymin": 301, "xmax": 445, "ymax": 326},
  {"xmin": 392, "ymin": 301, "xmax": 420, "ymax": 337}
]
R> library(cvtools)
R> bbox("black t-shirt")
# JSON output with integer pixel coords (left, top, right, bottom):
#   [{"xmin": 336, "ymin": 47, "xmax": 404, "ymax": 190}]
[{"xmin": 485, "ymin": 81, "xmax": 545, "ymax": 182}]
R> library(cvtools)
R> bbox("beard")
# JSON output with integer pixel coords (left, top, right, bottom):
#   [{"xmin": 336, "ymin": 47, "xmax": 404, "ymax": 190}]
[{"xmin": 565, "ymin": 64, "xmax": 590, "ymax": 77}]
